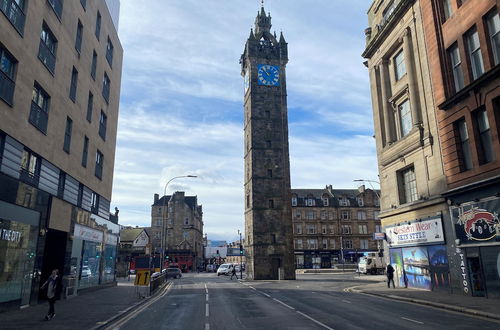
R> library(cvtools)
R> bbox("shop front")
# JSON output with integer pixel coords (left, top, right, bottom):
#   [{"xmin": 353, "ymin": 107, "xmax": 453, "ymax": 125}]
[
  {"xmin": 450, "ymin": 197, "xmax": 500, "ymax": 299},
  {"xmin": 385, "ymin": 216, "xmax": 450, "ymax": 291},
  {"xmin": 0, "ymin": 200, "xmax": 39, "ymax": 311},
  {"xmin": 294, "ymin": 251, "xmax": 341, "ymax": 269}
]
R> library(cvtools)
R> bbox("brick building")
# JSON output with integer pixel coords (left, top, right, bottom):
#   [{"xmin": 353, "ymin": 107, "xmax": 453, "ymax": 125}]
[
  {"xmin": 0, "ymin": 0, "xmax": 122, "ymax": 310},
  {"xmin": 292, "ymin": 186, "xmax": 380, "ymax": 269},
  {"xmin": 420, "ymin": 0, "xmax": 500, "ymax": 298}
]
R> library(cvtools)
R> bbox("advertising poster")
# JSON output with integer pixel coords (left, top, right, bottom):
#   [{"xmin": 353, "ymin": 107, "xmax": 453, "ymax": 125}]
[
  {"xmin": 389, "ymin": 248, "xmax": 404, "ymax": 287},
  {"xmin": 451, "ymin": 200, "xmax": 500, "ymax": 245},
  {"xmin": 427, "ymin": 245, "xmax": 450, "ymax": 291},
  {"xmin": 402, "ymin": 247, "xmax": 431, "ymax": 290}
]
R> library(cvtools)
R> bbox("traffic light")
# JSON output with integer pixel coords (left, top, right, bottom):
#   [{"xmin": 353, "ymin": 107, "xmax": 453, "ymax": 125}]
[
  {"xmin": 239, "ymin": 244, "xmax": 243, "ymax": 255},
  {"xmin": 165, "ymin": 255, "xmax": 169, "ymax": 260}
]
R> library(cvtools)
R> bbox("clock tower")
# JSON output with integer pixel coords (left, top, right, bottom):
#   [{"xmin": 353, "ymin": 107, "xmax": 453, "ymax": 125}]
[{"xmin": 240, "ymin": 5, "xmax": 295, "ymax": 280}]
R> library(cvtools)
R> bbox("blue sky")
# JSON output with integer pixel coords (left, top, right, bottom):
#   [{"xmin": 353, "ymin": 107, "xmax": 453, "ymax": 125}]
[{"xmin": 111, "ymin": 0, "xmax": 377, "ymax": 242}]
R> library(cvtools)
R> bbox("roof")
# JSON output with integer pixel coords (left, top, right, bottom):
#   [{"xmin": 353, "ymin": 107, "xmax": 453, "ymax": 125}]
[
  {"xmin": 119, "ymin": 227, "xmax": 149, "ymax": 242},
  {"xmin": 152, "ymin": 193, "xmax": 200, "ymax": 210}
]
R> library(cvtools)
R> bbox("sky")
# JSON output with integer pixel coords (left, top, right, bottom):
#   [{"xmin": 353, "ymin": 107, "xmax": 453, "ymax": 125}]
[{"xmin": 111, "ymin": 0, "xmax": 378, "ymax": 242}]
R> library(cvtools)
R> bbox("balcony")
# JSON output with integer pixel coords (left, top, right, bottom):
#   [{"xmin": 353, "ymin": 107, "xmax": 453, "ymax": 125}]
[
  {"xmin": 28, "ymin": 101, "xmax": 48, "ymax": 134},
  {"xmin": 38, "ymin": 41, "xmax": 56, "ymax": 74},
  {"xmin": 0, "ymin": 69, "xmax": 14, "ymax": 105},
  {"xmin": 1, "ymin": 0, "xmax": 25, "ymax": 35}
]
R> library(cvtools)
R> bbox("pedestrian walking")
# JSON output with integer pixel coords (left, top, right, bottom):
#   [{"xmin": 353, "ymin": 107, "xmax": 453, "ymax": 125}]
[
  {"xmin": 386, "ymin": 264, "xmax": 395, "ymax": 288},
  {"xmin": 230, "ymin": 266, "xmax": 237, "ymax": 280},
  {"xmin": 41, "ymin": 269, "xmax": 62, "ymax": 320}
]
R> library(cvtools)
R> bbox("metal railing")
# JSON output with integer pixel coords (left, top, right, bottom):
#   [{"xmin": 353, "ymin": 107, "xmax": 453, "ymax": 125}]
[{"xmin": 149, "ymin": 272, "xmax": 167, "ymax": 295}]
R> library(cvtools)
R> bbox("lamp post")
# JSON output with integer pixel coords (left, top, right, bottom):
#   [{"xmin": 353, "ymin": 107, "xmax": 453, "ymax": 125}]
[
  {"xmin": 160, "ymin": 175, "xmax": 197, "ymax": 271},
  {"xmin": 237, "ymin": 229, "xmax": 243, "ymax": 280}
]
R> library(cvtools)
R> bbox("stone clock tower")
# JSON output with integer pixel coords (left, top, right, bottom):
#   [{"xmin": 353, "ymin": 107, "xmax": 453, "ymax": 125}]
[{"xmin": 240, "ymin": 5, "xmax": 295, "ymax": 280}]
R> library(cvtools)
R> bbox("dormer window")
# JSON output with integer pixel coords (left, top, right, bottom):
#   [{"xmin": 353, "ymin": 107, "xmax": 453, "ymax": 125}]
[
  {"xmin": 357, "ymin": 197, "xmax": 364, "ymax": 207},
  {"xmin": 307, "ymin": 195, "xmax": 315, "ymax": 206},
  {"xmin": 322, "ymin": 194, "xmax": 329, "ymax": 206},
  {"xmin": 291, "ymin": 195, "xmax": 297, "ymax": 206}
]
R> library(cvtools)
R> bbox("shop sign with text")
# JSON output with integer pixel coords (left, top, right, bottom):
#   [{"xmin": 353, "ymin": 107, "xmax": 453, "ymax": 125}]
[
  {"xmin": 74, "ymin": 224, "xmax": 103, "ymax": 243},
  {"xmin": 451, "ymin": 199, "xmax": 500, "ymax": 244},
  {"xmin": 385, "ymin": 216, "xmax": 444, "ymax": 247}
]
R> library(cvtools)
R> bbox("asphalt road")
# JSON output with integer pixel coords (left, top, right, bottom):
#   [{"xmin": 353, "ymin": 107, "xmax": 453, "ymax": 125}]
[{"xmin": 109, "ymin": 273, "xmax": 500, "ymax": 330}]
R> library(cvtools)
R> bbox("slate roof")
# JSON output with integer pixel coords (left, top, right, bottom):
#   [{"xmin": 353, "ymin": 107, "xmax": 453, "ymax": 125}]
[
  {"xmin": 119, "ymin": 227, "xmax": 149, "ymax": 243},
  {"xmin": 291, "ymin": 186, "xmax": 380, "ymax": 208}
]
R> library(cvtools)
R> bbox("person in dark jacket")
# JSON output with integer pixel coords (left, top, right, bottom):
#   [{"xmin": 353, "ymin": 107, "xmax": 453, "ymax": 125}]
[
  {"xmin": 386, "ymin": 264, "xmax": 395, "ymax": 288},
  {"xmin": 230, "ymin": 266, "xmax": 237, "ymax": 280},
  {"xmin": 41, "ymin": 269, "xmax": 61, "ymax": 320}
]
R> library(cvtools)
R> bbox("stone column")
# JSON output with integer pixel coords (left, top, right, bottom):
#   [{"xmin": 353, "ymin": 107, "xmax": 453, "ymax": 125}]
[
  {"xmin": 379, "ymin": 60, "xmax": 394, "ymax": 144},
  {"xmin": 402, "ymin": 28, "xmax": 421, "ymax": 126},
  {"xmin": 370, "ymin": 65, "xmax": 386, "ymax": 146}
]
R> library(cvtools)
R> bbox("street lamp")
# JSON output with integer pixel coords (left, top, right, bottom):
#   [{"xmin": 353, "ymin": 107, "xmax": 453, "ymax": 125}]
[
  {"xmin": 237, "ymin": 229, "xmax": 243, "ymax": 280},
  {"xmin": 160, "ymin": 175, "xmax": 197, "ymax": 271}
]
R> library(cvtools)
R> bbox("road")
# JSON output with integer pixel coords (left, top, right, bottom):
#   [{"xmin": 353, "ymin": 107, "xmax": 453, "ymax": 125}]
[{"xmin": 107, "ymin": 273, "xmax": 500, "ymax": 330}]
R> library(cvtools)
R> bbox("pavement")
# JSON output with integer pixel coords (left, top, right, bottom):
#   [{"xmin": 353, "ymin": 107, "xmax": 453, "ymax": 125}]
[
  {"xmin": 0, "ymin": 276, "xmax": 155, "ymax": 330},
  {"xmin": 347, "ymin": 274, "xmax": 500, "ymax": 321}
]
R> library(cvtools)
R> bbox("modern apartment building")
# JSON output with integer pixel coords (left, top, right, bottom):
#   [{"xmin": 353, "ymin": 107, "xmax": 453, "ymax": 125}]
[
  {"xmin": 0, "ymin": 0, "xmax": 123, "ymax": 310},
  {"xmin": 362, "ymin": 0, "xmax": 452, "ymax": 292},
  {"xmin": 291, "ymin": 186, "xmax": 380, "ymax": 269},
  {"xmin": 151, "ymin": 192, "xmax": 204, "ymax": 272},
  {"xmin": 421, "ymin": 0, "xmax": 500, "ymax": 299}
]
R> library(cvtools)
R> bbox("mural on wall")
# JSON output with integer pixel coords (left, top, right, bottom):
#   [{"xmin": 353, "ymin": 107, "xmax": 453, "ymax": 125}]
[
  {"xmin": 402, "ymin": 246, "xmax": 431, "ymax": 290},
  {"xmin": 452, "ymin": 199, "xmax": 500, "ymax": 244},
  {"xmin": 390, "ymin": 248, "xmax": 404, "ymax": 287},
  {"xmin": 427, "ymin": 245, "xmax": 450, "ymax": 290}
]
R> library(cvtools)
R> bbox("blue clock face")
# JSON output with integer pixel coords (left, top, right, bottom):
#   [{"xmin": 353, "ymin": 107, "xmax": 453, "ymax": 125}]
[{"xmin": 258, "ymin": 64, "xmax": 280, "ymax": 86}]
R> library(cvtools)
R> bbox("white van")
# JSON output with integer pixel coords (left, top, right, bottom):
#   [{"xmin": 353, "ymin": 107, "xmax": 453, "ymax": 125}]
[{"xmin": 217, "ymin": 263, "xmax": 234, "ymax": 276}]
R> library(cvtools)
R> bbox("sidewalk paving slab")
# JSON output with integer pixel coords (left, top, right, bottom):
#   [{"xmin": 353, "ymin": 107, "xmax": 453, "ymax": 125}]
[
  {"xmin": 0, "ymin": 277, "xmax": 149, "ymax": 330},
  {"xmin": 349, "ymin": 277, "xmax": 500, "ymax": 321}
]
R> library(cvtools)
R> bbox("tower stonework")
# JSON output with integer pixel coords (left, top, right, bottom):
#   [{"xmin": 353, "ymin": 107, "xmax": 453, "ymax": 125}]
[{"xmin": 241, "ymin": 6, "xmax": 295, "ymax": 280}]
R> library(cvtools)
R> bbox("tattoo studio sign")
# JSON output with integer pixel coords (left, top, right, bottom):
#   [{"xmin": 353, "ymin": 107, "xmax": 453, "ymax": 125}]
[
  {"xmin": 452, "ymin": 200, "xmax": 500, "ymax": 244},
  {"xmin": 385, "ymin": 216, "xmax": 444, "ymax": 247}
]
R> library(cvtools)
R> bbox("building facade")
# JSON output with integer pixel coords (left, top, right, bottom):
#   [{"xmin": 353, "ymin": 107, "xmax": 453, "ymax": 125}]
[
  {"xmin": 151, "ymin": 192, "xmax": 204, "ymax": 272},
  {"xmin": 363, "ymin": 0, "xmax": 452, "ymax": 292},
  {"xmin": 241, "ymin": 5, "xmax": 295, "ymax": 280},
  {"xmin": 420, "ymin": 0, "xmax": 500, "ymax": 298},
  {"xmin": 0, "ymin": 0, "xmax": 122, "ymax": 310},
  {"xmin": 292, "ymin": 186, "xmax": 381, "ymax": 269}
]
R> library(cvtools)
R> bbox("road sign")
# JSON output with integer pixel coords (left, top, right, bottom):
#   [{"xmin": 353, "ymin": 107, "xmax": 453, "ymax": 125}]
[{"xmin": 134, "ymin": 270, "xmax": 151, "ymax": 286}]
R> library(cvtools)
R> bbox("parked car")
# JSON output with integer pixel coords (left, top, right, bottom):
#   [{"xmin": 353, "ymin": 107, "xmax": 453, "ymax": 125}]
[
  {"xmin": 81, "ymin": 266, "xmax": 92, "ymax": 277},
  {"xmin": 217, "ymin": 263, "xmax": 234, "ymax": 276},
  {"xmin": 167, "ymin": 267, "xmax": 182, "ymax": 279}
]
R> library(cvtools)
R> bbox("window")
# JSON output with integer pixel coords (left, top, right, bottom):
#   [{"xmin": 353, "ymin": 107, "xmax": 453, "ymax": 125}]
[
  {"xmin": 1, "ymin": 0, "xmax": 26, "ymax": 34},
  {"xmin": 341, "ymin": 225, "xmax": 352, "ymax": 234},
  {"xmin": 357, "ymin": 211, "xmax": 366, "ymax": 220},
  {"xmin": 398, "ymin": 166, "xmax": 418, "ymax": 204},
  {"xmin": 295, "ymin": 224, "xmax": 302, "ymax": 234},
  {"xmin": 456, "ymin": 119, "xmax": 473, "ymax": 171},
  {"xmin": 342, "ymin": 239, "xmax": 353, "ymax": 249},
  {"xmin": 47, "ymin": 0, "xmax": 63, "ymax": 19},
  {"xmin": 267, "ymin": 169, "xmax": 272, "ymax": 177},
  {"xmin": 90, "ymin": 50, "xmax": 98, "ymax": 80},
  {"xmin": 357, "ymin": 197, "xmax": 364, "ymax": 206},
  {"xmin": 339, "ymin": 197, "xmax": 349, "ymax": 206},
  {"xmin": 307, "ymin": 197, "xmax": 314, "ymax": 206},
  {"xmin": 486, "ymin": 11, "xmax": 500, "ymax": 66},
  {"xmin": 307, "ymin": 224, "xmax": 316, "ymax": 234},
  {"xmin": 106, "ymin": 37, "xmax": 114, "ymax": 67},
  {"xmin": 382, "ymin": 1, "xmax": 396, "ymax": 22},
  {"xmin": 82, "ymin": 136, "xmax": 89, "ymax": 167},
  {"xmin": 329, "ymin": 225, "xmax": 335, "ymax": 234},
  {"xmin": 0, "ymin": 46, "xmax": 17, "ymax": 105},
  {"xmin": 246, "ymin": 195, "xmax": 250, "ymax": 208},
  {"xmin": 91, "ymin": 191, "xmax": 99, "ymax": 214},
  {"xmin": 466, "ymin": 27, "xmax": 485, "ymax": 80},
  {"xmin": 86, "ymin": 92, "xmax": 93, "ymax": 122},
  {"xmin": 341, "ymin": 210, "xmax": 350, "ymax": 220},
  {"xmin": 322, "ymin": 195, "xmax": 329, "ymax": 206},
  {"xmin": 322, "ymin": 239, "xmax": 327, "ymax": 249},
  {"xmin": 375, "ymin": 225, "xmax": 381, "ymax": 233},
  {"xmin": 328, "ymin": 211, "xmax": 334, "ymax": 220},
  {"xmin": 291, "ymin": 196, "xmax": 297, "ymax": 206},
  {"xmin": 475, "ymin": 109, "xmax": 494, "ymax": 164},
  {"xmin": 374, "ymin": 211, "xmax": 380, "ymax": 220},
  {"xmin": 307, "ymin": 239, "xmax": 317, "ymax": 249},
  {"xmin": 102, "ymin": 72, "xmax": 110, "ymax": 103},
  {"xmin": 306, "ymin": 211, "xmax": 315, "ymax": 220},
  {"xmin": 75, "ymin": 20, "xmax": 83, "ymax": 53},
  {"xmin": 69, "ymin": 67, "xmax": 78, "ymax": 102},
  {"xmin": 20, "ymin": 149, "xmax": 40, "ymax": 185},
  {"xmin": 95, "ymin": 11, "xmax": 101, "ymax": 40},
  {"xmin": 29, "ymin": 83, "xmax": 50, "ymax": 134},
  {"xmin": 330, "ymin": 239, "xmax": 336, "ymax": 249},
  {"xmin": 360, "ymin": 239, "xmax": 369, "ymax": 250},
  {"xmin": 359, "ymin": 224, "xmax": 368, "ymax": 234},
  {"xmin": 38, "ymin": 23, "xmax": 57, "ymax": 73},
  {"xmin": 99, "ymin": 110, "xmax": 107, "ymax": 140},
  {"xmin": 399, "ymin": 100, "xmax": 412, "ymax": 137},
  {"xmin": 63, "ymin": 117, "xmax": 72, "ymax": 153},
  {"xmin": 448, "ymin": 44, "xmax": 465, "ymax": 92},
  {"xmin": 80, "ymin": 0, "xmax": 86, "ymax": 9},
  {"xmin": 394, "ymin": 50, "xmax": 406, "ymax": 80},
  {"xmin": 322, "ymin": 225, "xmax": 327, "ymax": 234},
  {"xmin": 295, "ymin": 210, "xmax": 301, "ymax": 219},
  {"xmin": 57, "ymin": 172, "xmax": 65, "ymax": 198},
  {"xmin": 321, "ymin": 210, "xmax": 326, "ymax": 219},
  {"xmin": 296, "ymin": 239, "xmax": 303, "ymax": 249},
  {"xmin": 268, "ymin": 199, "xmax": 274, "ymax": 208},
  {"xmin": 442, "ymin": 0, "xmax": 452, "ymax": 21},
  {"xmin": 95, "ymin": 150, "xmax": 103, "ymax": 179}
]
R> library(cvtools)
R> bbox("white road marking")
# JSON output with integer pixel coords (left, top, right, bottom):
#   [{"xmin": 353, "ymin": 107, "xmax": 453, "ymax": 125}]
[
  {"xmin": 401, "ymin": 317, "xmax": 424, "ymax": 324},
  {"xmin": 261, "ymin": 292, "xmax": 271, "ymax": 298},
  {"xmin": 204, "ymin": 283, "xmax": 208, "ymax": 293},
  {"xmin": 249, "ymin": 286, "xmax": 257, "ymax": 290},
  {"xmin": 341, "ymin": 300, "xmax": 351, "ymax": 304},
  {"xmin": 296, "ymin": 311, "xmax": 335, "ymax": 330},
  {"xmin": 206, "ymin": 294, "xmax": 209, "ymax": 302},
  {"xmin": 205, "ymin": 323, "xmax": 210, "ymax": 330},
  {"xmin": 273, "ymin": 298, "xmax": 295, "ymax": 310},
  {"xmin": 206, "ymin": 303, "xmax": 209, "ymax": 317}
]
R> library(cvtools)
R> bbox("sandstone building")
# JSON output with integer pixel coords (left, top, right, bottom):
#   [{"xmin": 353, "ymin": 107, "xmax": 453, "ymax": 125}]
[
  {"xmin": 241, "ymin": 5, "xmax": 295, "ymax": 280},
  {"xmin": 292, "ymin": 186, "xmax": 381, "ymax": 268},
  {"xmin": 0, "ymin": 0, "xmax": 122, "ymax": 310}
]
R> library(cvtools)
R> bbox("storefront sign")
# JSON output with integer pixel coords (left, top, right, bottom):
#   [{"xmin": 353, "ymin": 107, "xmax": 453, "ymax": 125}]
[
  {"xmin": 452, "ymin": 200, "xmax": 500, "ymax": 244},
  {"xmin": 456, "ymin": 247, "xmax": 469, "ymax": 294},
  {"xmin": 0, "ymin": 228, "xmax": 21, "ymax": 243},
  {"xmin": 373, "ymin": 232, "xmax": 385, "ymax": 240},
  {"xmin": 105, "ymin": 234, "xmax": 118, "ymax": 246},
  {"xmin": 385, "ymin": 216, "xmax": 444, "ymax": 247},
  {"xmin": 74, "ymin": 224, "xmax": 103, "ymax": 243}
]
